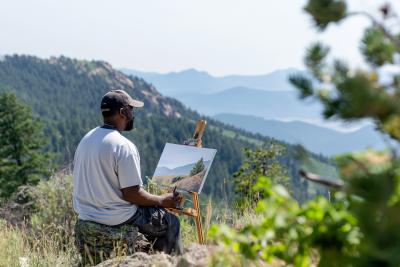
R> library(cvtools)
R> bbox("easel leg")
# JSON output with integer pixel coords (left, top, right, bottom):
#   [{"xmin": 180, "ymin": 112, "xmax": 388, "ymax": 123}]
[
  {"xmin": 164, "ymin": 191, "xmax": 204, "ymax": 245},
  {"xmin": 191, "ymin": 193, "xmax": 204, "ymax": 245}
]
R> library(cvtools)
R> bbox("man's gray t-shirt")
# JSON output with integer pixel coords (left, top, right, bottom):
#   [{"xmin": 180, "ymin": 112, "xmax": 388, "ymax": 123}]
[{"xmin": 73, "ymin": 127, "xmax": 142, "ymax": 226}]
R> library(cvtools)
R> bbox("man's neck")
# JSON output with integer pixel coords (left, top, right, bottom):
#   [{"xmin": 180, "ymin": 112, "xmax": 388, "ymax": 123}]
[{"xmin": 103, "ymin": 120, "xmax": 123, "ymax": 134}]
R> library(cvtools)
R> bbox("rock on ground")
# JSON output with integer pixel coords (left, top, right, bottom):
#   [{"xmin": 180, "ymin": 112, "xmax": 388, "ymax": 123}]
[
  {"xmin": 134, "ymin": 233, "xmax": 151, "ymax": 253},
  {"xmin": 96, "ymin": 243, "xmax": 211, "ymax": 267}
]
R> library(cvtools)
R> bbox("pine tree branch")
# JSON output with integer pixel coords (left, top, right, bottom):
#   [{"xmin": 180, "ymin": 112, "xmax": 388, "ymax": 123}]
[{"xmin": 360, "ymin": 11, "xmax": 400, "ymax": 54}]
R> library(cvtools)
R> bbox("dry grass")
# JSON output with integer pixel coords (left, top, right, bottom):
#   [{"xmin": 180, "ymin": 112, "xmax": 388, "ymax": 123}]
[{"xmin": 0, "ymin": 218, "xmax": 80, "ymax": 266}]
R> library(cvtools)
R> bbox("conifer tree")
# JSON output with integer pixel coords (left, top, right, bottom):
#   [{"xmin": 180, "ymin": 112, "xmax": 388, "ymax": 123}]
[
  {"xmin": 0, "ymin": 92, "xmax": 55, "ymax": 199},
  {"xmin": 190, "ymin": 157, "xmax": 205, "ymax": 176},
  {"xmin": 233, "ymin": 139, "xmax": 290, "ymax": 198}
]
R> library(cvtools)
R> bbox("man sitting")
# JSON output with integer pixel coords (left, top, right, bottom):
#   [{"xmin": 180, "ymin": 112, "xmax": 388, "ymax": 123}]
[{"xmin": 73, "ymin": 90, "xmax": 182, "ymax": 257}]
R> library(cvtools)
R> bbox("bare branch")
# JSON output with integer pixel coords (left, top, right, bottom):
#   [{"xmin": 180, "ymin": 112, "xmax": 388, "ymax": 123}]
[{"xmin": 299, "ymin": 170, "xmax": 345, "ymax": 190}]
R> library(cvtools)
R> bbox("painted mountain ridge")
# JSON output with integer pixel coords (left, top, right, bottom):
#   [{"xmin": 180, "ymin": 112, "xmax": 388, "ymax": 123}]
[{"xmin": 153, "ymin": 160, "xmax": 211, "ymax": 177}]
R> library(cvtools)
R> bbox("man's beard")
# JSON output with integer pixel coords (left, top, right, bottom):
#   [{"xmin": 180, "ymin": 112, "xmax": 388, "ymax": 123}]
[{"xmin": 124, "ymin": 117, "xmax": 135, "ymax": 131}]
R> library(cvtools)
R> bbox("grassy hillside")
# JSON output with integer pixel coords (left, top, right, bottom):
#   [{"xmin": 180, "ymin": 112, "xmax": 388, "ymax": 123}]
[{"xmin": 0, "ymin": 55, "xmax": 336, "ymax": 204}]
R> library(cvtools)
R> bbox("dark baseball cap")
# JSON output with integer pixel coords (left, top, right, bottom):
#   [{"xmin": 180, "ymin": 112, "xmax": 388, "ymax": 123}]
[{"xmin": 100, "ymin": 90, "xmax": 144, "ymax": 111}]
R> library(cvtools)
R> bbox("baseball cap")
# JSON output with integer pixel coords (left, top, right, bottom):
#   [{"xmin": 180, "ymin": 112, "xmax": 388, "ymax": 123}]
[{"xmin": 100, "ymin": 90, "xmax": 144, "ymax": 111}]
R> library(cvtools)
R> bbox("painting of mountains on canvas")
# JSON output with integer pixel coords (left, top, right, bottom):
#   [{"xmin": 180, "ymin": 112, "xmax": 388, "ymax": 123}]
[{"xmin": 151, "ymin": 143, "xmax": 217, "ymax": 194}]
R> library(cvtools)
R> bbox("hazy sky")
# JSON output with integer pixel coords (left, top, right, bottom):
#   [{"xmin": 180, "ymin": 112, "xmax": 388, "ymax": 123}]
[
  {"xmin": 157, "ymin": 143, "xmax": 216, "ymax": 169},
  {"xmin": 0, "ymin": 0, "xmax": 397, "ymax": 76}
]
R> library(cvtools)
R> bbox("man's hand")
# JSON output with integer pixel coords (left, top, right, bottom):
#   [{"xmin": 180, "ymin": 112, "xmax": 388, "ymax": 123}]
[
  {"xmin": 160, "ymin": 192, "xmax": 181, "ymax": 208},
  {"xmin": 122, "ymin": 185, "xmax": 181, "ymax": 208}
]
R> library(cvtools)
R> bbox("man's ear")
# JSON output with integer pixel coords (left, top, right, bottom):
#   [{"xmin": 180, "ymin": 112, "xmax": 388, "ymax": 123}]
[{"xmin": 119, "ymin": 108, "xmax": 126, "ymax": 117}]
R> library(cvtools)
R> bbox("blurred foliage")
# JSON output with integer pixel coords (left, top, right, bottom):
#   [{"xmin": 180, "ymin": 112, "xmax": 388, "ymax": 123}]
[
  {"xmin": 233, "ymin": 139, "xmax": 290, "ymax": 198},
  {"xmin": 360, "ymin": 27, "xmax": 397, "ymax": 67},
  {"xmin": 210, "ymin": 150, "xmax": 400, "ymax": 266},
  {"xmin": 304, "ymin": 0, "xmax": 347, "ymax": 31},
  {"xmin": 211, "ymin": 1, "xmax": 400, "ymax": 266},
  {"xmin": 290, "ymin": 0, "xmax": 400, "ymax": 141}
]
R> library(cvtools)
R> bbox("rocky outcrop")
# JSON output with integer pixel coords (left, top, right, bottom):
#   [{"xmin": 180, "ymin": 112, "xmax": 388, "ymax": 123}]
[
  {"xmin": 45, "ymin": 57, "xmax": 184, "ymax": 118},
  {"xmin": 96, "ymin": 243, "xmax": 211, "ymax": 267}
]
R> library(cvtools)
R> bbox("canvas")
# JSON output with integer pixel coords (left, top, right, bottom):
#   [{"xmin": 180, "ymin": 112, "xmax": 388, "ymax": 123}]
[{"xmin": 151, "ymin": 143, "xmax": 217, "ymax": 194}]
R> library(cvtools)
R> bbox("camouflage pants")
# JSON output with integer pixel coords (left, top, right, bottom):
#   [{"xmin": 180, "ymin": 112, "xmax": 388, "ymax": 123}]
[{"xmin": 74, "ymin": 206, "xmax": 182, "ymax": 265}]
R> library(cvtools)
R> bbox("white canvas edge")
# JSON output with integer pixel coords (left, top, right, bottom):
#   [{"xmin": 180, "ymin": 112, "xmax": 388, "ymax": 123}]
[{"xmin": 197, "ymin": 148, "xmax": 217, "ymax": 194}]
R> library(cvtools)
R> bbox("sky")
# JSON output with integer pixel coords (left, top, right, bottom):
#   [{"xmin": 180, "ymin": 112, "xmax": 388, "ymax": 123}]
[
  {"xmin": 1, "ymin": 0, "xmax": 399, "ymax": 76},
  {"xmin": 157, "ymin": 143, "xmax": 216, "ymax": 169}
]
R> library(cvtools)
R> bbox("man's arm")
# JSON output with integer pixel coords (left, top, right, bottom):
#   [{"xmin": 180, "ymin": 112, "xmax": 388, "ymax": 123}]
[{"xmin": 122, "ymin": 185, "xmax": 181, "ymax": 208}]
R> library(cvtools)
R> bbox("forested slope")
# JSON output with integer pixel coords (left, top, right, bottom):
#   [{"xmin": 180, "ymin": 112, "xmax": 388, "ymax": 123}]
[{"xmin": 0, "ymin": 55, "xmax": 336, "ymax": 204}]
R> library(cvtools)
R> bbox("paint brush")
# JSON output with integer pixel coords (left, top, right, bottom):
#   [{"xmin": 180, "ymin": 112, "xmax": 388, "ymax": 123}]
[{"xmin": 173, "ymin": 185, "xmax": 184, "ymax": 210}]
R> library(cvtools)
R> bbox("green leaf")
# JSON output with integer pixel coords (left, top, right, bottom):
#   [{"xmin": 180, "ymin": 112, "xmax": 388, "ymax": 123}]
[{"xmin": 273, "ymin": 184, "xmax": 291, "ymax": 199}]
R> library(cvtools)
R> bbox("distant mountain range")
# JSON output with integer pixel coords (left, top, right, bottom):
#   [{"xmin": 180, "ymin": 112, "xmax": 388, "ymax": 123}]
[
  {"xmin": 119, "ymin": 68, "xmax": 322, "ymax": 120},
  {"xmin": 214, "ymin": 114, "xmax": 386, "ymax": 156},
  {"xmin": 119, "ymin": 68, "xmax": 303, "ymax": 95},
  {"xmin": 153, "ymin": 161, "xmax": 211, "ymax": 177},
  {"xmin": 168, "ymin": 86, "xmax": 323, "ymax": 120},
  {"xmin": 119, "ymin": 67, "xmax": 389, "ymax": 156},
  {"xmin": 119, "ymin": 67, "xmax": 398, "ymax": 95}
]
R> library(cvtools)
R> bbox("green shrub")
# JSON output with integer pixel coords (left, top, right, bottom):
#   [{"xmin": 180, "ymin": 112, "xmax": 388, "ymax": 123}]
[{"xmin": 28, "ymin": 167, "xmax": 77, "ymax": 235}]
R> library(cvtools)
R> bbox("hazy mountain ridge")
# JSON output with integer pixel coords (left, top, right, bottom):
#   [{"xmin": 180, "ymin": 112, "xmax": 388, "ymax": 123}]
[
  {"xmin": 170, "ymin": 86, "xmax": 323, "ymax": 120},
  {"xmin": 214, "ymin": 113, "xmax": 386, "ymax": 156},
  {"xmin": 119, "ymin": 68, "xmax": 303, "ymax": 94},
  {"xmin": 121, "ymin": 67, "xmax": 387, "ymax": 156}
]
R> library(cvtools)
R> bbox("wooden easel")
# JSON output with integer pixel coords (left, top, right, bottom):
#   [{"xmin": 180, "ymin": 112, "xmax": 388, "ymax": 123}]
[{"xmin": 164, "ymin": 120, "xmax": 207, "ymax": 245}]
